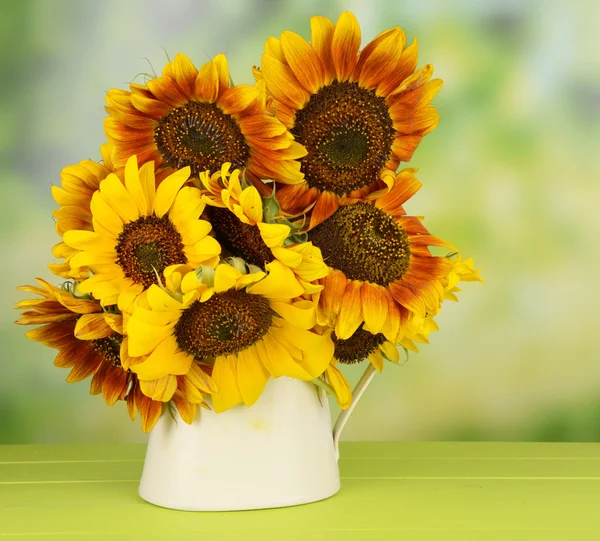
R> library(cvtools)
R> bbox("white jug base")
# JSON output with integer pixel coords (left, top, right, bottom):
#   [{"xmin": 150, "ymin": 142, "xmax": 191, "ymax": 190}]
[{"xmin": 138, "ymin": 377, "xmax": 341, "ymax": 511}]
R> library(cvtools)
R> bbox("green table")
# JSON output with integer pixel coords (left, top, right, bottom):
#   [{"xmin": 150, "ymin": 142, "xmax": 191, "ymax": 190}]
[{"xmin": 1, "ymin": 442, "xmax": 599, "ymax": 540}]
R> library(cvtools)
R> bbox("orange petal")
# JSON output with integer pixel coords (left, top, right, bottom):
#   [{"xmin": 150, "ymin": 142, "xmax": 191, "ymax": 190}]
[
  {"xmin": 309, "ymin": 191, "xmax": 340, "ymax": 229},
  {"xmin": 261, "ymin": 54, "xmax": 309, "ymax": 110},
  {"xmin": 331, "ymin": 11, "xmax": 361, "ymax": 81},
  {"xmin": 335, "ymin": 280, "xmax": 363, "ymax": 339},
  {"xmin": 280, "ymin": 31, "xmax": 326, "ymax": 94},
  {"xmin": 194, "ymin": 60, "xmax": 219, "ymax": 103},
  {"xmin": 361, "ymin": 282, "xmax": 388, "ymax": 335},
  {"xmin": 173, "ymin": 53, "xmax": 198, "ymax": 99},
  {"xmin": 310, "ymin": 15, "xmax": 336, "ymax": 83},
  {"xmin": 358, "ymin": 29, "xmax": 406, "ymax": 89},
  {"xmin": 74, "ymin": 314, "xmax": 114, "ymax": 340}
]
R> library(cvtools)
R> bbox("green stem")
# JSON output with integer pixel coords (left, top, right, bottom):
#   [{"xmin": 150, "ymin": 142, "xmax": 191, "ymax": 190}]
[{"xmin": 311, "ymin": 377, "xmax": 335, "ymax": 395}]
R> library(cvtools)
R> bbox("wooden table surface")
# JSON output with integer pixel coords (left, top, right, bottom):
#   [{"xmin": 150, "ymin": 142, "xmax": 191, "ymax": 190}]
[{"xmin": 1, "ymin": 441, "xmax": 599, "ymax": 540}]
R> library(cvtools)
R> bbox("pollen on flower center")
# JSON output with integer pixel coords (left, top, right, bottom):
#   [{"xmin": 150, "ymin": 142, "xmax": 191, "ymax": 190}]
[
  {"xmin": 206, "ymin": 207, "xmax": 274, "ymax": 269},
  {"xmin": 92, "ymin": 333, "xmax": 124, "ymax": 368},
  {"xmin": 333, "ymin": 326, "xmax": 386, "ymax": 364},
  {"xmin": 292, "ymin": 81, "xmax": 395, "ymax": 195},
  {"xmin": 174, "ymin": 289, "xmax": 273, "ymax": 359},
  {"xmin": 308, "ymin": 203, "xmax": 411, "ymax": 286},
  {"xmin": 154, "ymin": 101, "xmax": 250, "ymax": 175},
  {"xmin": 115, "ymin": 215, "xmax": 187, "ymax": 288}
]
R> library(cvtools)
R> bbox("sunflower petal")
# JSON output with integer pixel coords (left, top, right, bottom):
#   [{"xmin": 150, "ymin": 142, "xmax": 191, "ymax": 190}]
[
  {"xmin": 331, "ymin": 11, "xmax": 361, "ymax": 81},
  {"xmin": 236, "ymin": 348, "xmax": 270, "ymax": 407},
  {"xmin": 154, "ymin": 167, "xmax": 191, "ymax": 218}
]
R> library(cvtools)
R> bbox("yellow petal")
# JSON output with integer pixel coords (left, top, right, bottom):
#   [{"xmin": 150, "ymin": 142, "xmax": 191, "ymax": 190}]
[
  {"xmin": 280, "ymin": 31, "xmax": 325, "ymax": 94},
  {"xmin": 181, "ymin": 219, "xmax": 212, "ymax": 245},
  {"xmin": 236, "ymin": 347, "xmax": 270, "ymax": 407},
  {"xmin": 194, "ymin": 59, "xmax": 219, "ymax": 102},
  {"xmin": 154, "ymin": 167, "xmax": 191, "ymax": 218},
  {"xmin": 369, "ymin": 350, "xmax": 384, "ymax": 372},
  {"xmin": 257, "ymin": 222, "xmax": 290, "ymax": 248},
  {"xmin": 270, "ymin": 300, "xmax": 315, "ymax": 330},
  {"xmin": 131, "ymin": 337, "xmax": 193, "ymax": 379},
  {"xmin": 99, "ymin": 172, "xmax": 140, "ymax": 223},
  {"xmin": 211, "ymin": 355, "xmax": 243, "ymax": 413},
  {"xmin": 139, "ymin": 161, "xmax": 156, "ymax": 211},
  {"xmin": 186, "ymin": 362, "xmax": 218, "ymax": 394},
  {"xmin": 326, "ymin": 364, "xmax": 352, "ymax": 409},
  {"xmin": 248, "ymin": 260, "xmax": 304, "ymax": 301},
  {"xmin": 62, "ymin": 230, "xmax": 115, "ymax": 253},
  {"xmin": 214, "ymin": 263, "xmax": 243, "ymax": 293},
  {"xmin": 271, "ymin": 324, "xmax": 333, "ymax": 378},
  {"xmin": 382, "ymin": 341, "xmax": 400, "ymax": 363},
  {"xmin": 259, "ymin": 333, "xmax": 312, "ymax": 380},
  {"xmin": 238, "ymin": 186, "xmax": 263, "ymax": 224},
  {"xmin": 140, "ymin": 375, "xmax": 178, "ymax": 402},
  {"xmin": 271, "ymin": 246, "xmax": 303, "ymax": 267},
  {"xmin": 126, "ymin": 316, "xmax": 175, "ymax": 357},
  {"xmin": 90, "ymin": 192, "xmax": 123, "ymax": 240},
  {"xmin": 124, "ymin": 155, "xmax": 150, "ymax": 216}
]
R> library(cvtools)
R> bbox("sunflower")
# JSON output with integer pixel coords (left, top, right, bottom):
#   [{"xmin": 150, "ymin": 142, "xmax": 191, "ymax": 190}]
[
  {"xmin": 258, "ymin": 11, "xmax": 442, "ymax": 227},
  {"xmin": 126, "ymin": 261, "xmax": 334, "ymax": 413},
  {"xmin": 309, "ymin": 168, "xmax": 454, "ymax": 342},
  {"xmin": 62, "ymin": 155, "xmax": 221, "ymax": 308},
  {"xmin": 49, "ymin": 143, "xmax": 116, "ymax": 281},
  {"xmin": 198, "ymin": 163, "xmax": 328, "ymax": 293},
  {"xmin": 16, "ymin": 278, "xmax": 210, "ymax": 431},
  {"xmin": 104, "ymin": 53, "xmax": 305, "ymax": 183}
]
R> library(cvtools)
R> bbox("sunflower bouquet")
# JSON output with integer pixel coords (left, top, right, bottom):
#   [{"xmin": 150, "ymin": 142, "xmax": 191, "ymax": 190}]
[{"xmin": 16, "ymin": 12, "xmax": 481, "ymax": 434}]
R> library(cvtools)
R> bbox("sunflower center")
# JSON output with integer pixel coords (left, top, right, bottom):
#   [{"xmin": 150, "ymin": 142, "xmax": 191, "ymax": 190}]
[
  {"xmin": 292, "ymin": 81, "xmax": 394, "ymax": 196},
  {"xmin": 93, "ymin": 333, "xmax": 124, "ymax": 368},
  {"xmin": 174, "ymin": 289, "xmax": 273, "ymax": 359},
  {"xmin": 154, "ymin": 101, "xmax": 250, "ymax": 176},
  {"xmin": 115, "ymin": 215, "xmax": 186, "ymax": 288},
  {"xmin": 308, "ymin": 203, "xmax": 410, "ymax": 286},
  {"xmin": 333, "ymin": 326, "xmax": 387, "ymax": 365},
  {"xmin": 205, "ymin": 207, "xmax": 273, "ymax": 268}
]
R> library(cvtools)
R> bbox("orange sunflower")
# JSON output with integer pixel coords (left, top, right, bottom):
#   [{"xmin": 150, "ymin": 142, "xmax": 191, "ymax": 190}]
[
  {"xmin": 259, "ymin": 11, "xmax": 442, "ymax": 227},
  {"xmin": 309, "ymin": 168, "xmax": 454, "ymax": 342},
  {"xmin": 49, "ymin": 143, "xmax": 116, "ymax": 280},
  {"xmin": 15, "ymin": 278, "xmax": 207, "ymax": 432},
  {"xmin": 104, "ymin": 53, "xmax": 305, "ymax": 182}
]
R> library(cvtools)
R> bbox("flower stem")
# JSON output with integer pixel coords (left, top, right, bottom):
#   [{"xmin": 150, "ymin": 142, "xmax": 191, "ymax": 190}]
[
  {"xmin": 332, "ymin": 363, "xmax": 377, "ymax": 461},
  {"xmin": 311, "ymin": 377, "xmax": 335, "ymax": 395}
]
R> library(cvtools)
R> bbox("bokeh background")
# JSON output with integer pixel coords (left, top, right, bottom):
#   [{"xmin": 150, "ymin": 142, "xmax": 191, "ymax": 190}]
[{"xmin": 2, "ymin": 0, "xmax": 599, "ymax": 444}]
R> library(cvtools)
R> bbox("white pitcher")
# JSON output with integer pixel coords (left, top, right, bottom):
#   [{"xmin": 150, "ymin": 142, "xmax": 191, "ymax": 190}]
[{"xmin": 139, "ymin": 376, "xmax": 342, "ymax": 511}]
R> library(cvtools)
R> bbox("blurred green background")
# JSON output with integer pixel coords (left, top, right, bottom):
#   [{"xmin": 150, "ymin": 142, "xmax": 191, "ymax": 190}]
[{"xmin": 1, "ymin": 0, "xmax": 599, "ymax": 444}]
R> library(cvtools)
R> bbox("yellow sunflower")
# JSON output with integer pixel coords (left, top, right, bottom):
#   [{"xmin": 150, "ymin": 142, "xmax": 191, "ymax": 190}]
[
  {"xmin": 126, "ymin": 261, "xmax": 334, "ymax": 413},
  {"xmin": 16, "ymin": 278, "xmax": 210, "ymax": 432},
  {"xmin": 310, "ymin": 168, "xmax": 454, "ymax": 342},
  {"xmin": 198, "ymin": 163, "xmax": 328, "ymax": 293},
  {"xmin": 104, "ymin": 53, "xmax": 305, "ymax": 183},
  {"xmin": 258, "ymin": 11, "xmax": 442, "ymax": 227},
  {"xmin": 49, "ymin": 143, "xmax": 116, "ymax": 280},
  {"xmin": 62, "ymin": 155, "xmax": 221, "ymax": 308}
]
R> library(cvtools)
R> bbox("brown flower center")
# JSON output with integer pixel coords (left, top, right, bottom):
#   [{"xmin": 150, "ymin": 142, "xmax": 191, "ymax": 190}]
[
  {"xmin": 205, "ymin": 207, "xmax": 273, "ymax": 269},
  {"xmin": 93, "ymin": 333, "xmax": 124, "ymax": 368},
  {"xmin": 154, "ymin": 101, "xmax": 250, "ymax": 176},
  {"xmin": 174, "ymin": 289, "xmax": 273, "ymax": 359},
  {"xmin": 292, "ymin": 81, "xmax": 394, "ymax": 196},
  {"xmin": 308, "ymin": 203, "xmax": 411, "ymax": 286},
  {"xmin": 333, "ymin": 326, "xmax": 387, "ymax": 365},
  {"xmin": 115, "ymin": 215, "xmax": 186, "ymax": 288}
]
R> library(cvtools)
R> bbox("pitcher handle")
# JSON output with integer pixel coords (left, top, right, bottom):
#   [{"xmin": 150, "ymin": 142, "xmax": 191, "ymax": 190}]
[{"xmin": 331, "ymin": 364, "xmax": 377, "ymax": 461}]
